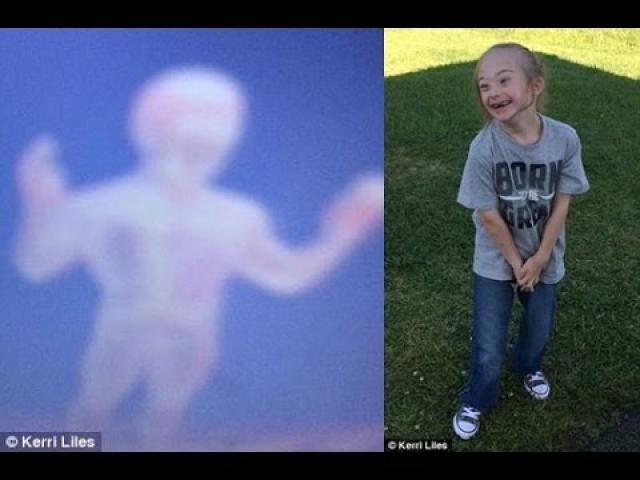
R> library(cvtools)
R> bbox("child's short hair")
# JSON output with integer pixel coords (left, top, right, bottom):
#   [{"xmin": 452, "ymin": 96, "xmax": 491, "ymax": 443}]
[{"xmin": 472, "ymin": 43, "xmax": 547, "ymax": 122}]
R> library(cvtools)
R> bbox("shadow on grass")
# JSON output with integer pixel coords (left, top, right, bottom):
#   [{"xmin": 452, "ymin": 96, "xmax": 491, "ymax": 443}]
[{"xmin": 384, "ymin": 54, "xmax": 640, "ymax": 451}]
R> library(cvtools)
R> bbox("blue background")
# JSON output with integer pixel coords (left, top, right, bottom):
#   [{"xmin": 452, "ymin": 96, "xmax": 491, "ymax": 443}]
[{"xmin": 0, "ymin": 28, "xmax": 383, "ymax": 446}]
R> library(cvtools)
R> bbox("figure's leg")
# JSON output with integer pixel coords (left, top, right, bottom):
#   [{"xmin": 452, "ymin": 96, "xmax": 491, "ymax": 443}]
[
  {"xmin": 66, "ymin": 321, "xmax": 145, "ymax": 435},
  {"xmin": 140, "ymin": 324, "xmax": 216, "ymax": 450}
]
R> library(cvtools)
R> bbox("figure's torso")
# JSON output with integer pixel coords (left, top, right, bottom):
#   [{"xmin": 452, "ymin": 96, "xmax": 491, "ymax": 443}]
[{"xmin": 70, "ymin": 176, "xmax": 263, "ymax": 323}]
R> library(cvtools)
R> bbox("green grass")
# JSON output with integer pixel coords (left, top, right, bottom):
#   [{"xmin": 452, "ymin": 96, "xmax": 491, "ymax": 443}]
[{"xmin": 384, "ymin": 29, "xmax": 640, "ymax": 451}]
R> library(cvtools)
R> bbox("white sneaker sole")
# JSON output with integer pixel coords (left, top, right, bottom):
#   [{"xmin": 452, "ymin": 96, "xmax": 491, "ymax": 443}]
[
  {"xmin": 524, "ymin": 379, "xmax": 550, "ymax": 400},
  {"xmin": 452, "ymin": 415, "xmax": 477, "ymax": 440}
]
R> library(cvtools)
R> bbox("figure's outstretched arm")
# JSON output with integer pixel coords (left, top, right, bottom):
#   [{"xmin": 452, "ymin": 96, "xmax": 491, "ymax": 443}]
[
  {"xmin": 13, "ymin": 134, "xmax": 80, "ymax": 282},
  {"xmin": 238, "ymin": 174, "xmax": 383, "ymax": 295}
]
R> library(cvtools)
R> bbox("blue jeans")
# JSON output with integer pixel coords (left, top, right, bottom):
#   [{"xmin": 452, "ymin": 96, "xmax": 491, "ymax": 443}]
[{"xmin": 460, "ymin": 273, "xmax": 557, "ymax": 412}]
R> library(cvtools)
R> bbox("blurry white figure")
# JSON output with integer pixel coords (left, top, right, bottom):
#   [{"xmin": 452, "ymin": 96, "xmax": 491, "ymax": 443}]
[{"xmin": 13, "ymin": 66, "xmax": 383, "ymax": 450}]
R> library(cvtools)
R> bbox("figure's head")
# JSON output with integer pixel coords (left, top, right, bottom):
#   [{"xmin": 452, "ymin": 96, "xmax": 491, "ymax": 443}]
[
  {"xmin": 473, "ymin": 43, "xmax": 546, "ymax": 124},
  {"xmin": 129, "ymin": 66, "xmax": 247, "ymax": 187}
]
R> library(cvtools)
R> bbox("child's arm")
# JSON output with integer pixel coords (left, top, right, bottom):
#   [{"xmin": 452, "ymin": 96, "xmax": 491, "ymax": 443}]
[
  {"xmin": 478, "ymin": 208, "xmax": 524, "ymax": 273},
  {"xmin": 13, "ymin": 135, "xmax": 80, "ymax": 282},
  {"xmin": 237, "ymin": 175, "xmax": 383, "ymax": 295},
  {"xmin": 517, "ymin": 193, "xmax": 572, "ymax": 288}
]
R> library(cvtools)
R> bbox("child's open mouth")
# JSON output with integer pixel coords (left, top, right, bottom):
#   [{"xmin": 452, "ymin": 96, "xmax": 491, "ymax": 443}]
[{"xmin": 490, "ymin": 100, "xmax": 512, "ymax": 110}]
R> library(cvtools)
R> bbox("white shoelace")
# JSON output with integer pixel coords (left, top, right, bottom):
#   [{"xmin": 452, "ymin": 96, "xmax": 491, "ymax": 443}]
[
  {"xmin": 528, "ymin": 372, "xmax": 546, "ymax": 383},
  {"xmin": 462, "ymin": 406, "xmax": 481, "ymax": 421}
]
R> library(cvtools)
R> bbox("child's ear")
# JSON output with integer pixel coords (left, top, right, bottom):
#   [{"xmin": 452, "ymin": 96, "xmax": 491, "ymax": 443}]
[{"xmin": 533, "ymin": 76, "xmax": 545, "ymax": 97}]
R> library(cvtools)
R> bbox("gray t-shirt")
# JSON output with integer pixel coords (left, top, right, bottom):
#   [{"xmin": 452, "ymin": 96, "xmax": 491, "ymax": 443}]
[{"xmin": 457, "ymin": 115, "xmax": 590, "ymax": 284}]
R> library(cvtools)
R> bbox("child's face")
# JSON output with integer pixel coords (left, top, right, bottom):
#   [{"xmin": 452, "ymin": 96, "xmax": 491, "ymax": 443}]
[{"xmin": 477, "ymin": 50, "xmax": 543, "ymax": 124}]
